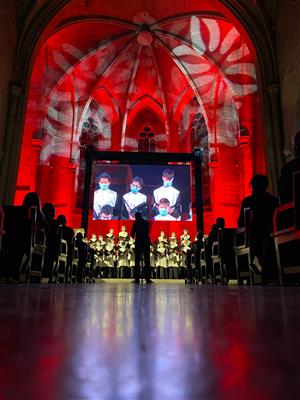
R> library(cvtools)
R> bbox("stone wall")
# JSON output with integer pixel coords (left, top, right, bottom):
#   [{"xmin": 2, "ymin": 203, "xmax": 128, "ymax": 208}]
[
  {"xmin": 0, "ymin": 2, "xmax": 17, "ymax": 165},
  {"xmin": 1, "ymin": 0, "xmax": 299, "ymax": 201},
  {"xmin": 277, "ymin": 0, "xmax": 300, "ymax": 160}
]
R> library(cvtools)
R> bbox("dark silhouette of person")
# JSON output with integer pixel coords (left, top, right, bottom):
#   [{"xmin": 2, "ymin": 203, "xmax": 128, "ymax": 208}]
[
  {"xmin": 206, "ymin": 218, "xmax": 225, "ymax": 279},
  {"xmin": 57, "ymin": 214, "xmax": 74, "ymax": 280},
  {"xmin": 22, "ymin": 192, "xmax": 47, "ymax": 229},
  {"xmin": 192, "ymin": 231, "xmax": 204, "ymax": 281},
  {"xmin": 208, "ymin": 217, "xmax": 225, "ymax": 244},
  {"xmin": 75, "ymin": 232, "xmax": 87, "ymax": 282},
  {"xmin": 278, "ymin": 130, "xmax": 300, "ymax": 204},
  {"xmin": 2, "ymin": 192, "xmax": 46, "ymax": 281},
  {"xmin": 21, "ymin": 192, "xmax": 47, "ymax": 271},
  {"xmin": 238, "ymin": 174, "xmax": 279, "ymax": 283},
  {"xmin": 130, "ymin": 212, "xmax": 151, "ymax": 283},
  {"xmin": 42, "ymin": 203, "xmax": 58, "ymax": 279}
]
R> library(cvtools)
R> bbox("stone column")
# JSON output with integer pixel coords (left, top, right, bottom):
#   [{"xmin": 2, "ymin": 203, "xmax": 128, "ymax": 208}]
[
  {"xmin": 67, "ymin": 160, "xmax": 78, "ymax": 226},
  {"xmin": 31, "ymin": 137, "xmax": 43, "ymax": 192},
  {"xmin": 208, "ymin": 152, "xmax": 219, "ymax": 223},
  {"xmin": 267, "ymin": 83, "xmax": 284, "ymax": 189},
  {"xmin": 238, "ymin": 134, "xmax": 252, "ymax": 198},
  {"xmin": 0, "ymin": 84, "xmax": 22, "ymax": 204}
]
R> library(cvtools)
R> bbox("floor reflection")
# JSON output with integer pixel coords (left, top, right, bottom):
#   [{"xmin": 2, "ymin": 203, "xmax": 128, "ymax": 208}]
[{"xmin": 0, "ymin": 284, "xmax": 300, "ymax": 399}]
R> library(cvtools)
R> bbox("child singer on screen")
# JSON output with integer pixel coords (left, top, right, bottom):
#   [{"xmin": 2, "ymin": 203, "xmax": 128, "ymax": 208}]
[
  {"xmin": 93, "ymin": 172, "xmax": 117, "ymax": 220},
  {"xmin": 153, "ymin": 169, "xmax": 181, "ymax": 219},
  {"xmin": 122, "ymin": 176, "xmax": 147, "ymax": 220},
  {"xmin": 153, "ymin": 198, "xmax": 177, "ymax": 221}
]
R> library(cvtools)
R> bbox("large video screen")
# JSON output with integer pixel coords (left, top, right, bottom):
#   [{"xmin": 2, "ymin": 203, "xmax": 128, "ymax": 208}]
[{"xmin": 91, "ymin": 163, "xmax": 192, "ymax": 221}]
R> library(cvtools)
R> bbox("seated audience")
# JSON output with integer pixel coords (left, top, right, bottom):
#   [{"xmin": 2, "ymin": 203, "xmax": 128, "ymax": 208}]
[
  {"xmin": 22, "ymin": 192, "xmax": 47, "ymax": 229},
  {"xmin": 1, "ymin": 192, "xmax": 46, "ymax": 281},
  {"xmin": 193, "ymin": 231, "xmax": 204, "ymax": 276},
  {"xmin": 206, "ymin": 218, "xmax": 225, "ymax": 278},
  {"xmin": 42, "ymin": 203, "xmax": 58, "ymax": 279},
  {"xmin": 238, "ymin": 175, "xmax": 279, "ymax": 283},
  {"xmin": 278, "ymin": 130, "xmax": 300, "ymax": 204},
  {"xmin": 21, "ymin": 192, "xmax": 47, "ymax": 269},
  {"xmin": 75, "ymin": 232, "xmax": 87, "ymax": 282},
  {"xmin": 208, "ymin": 217, "xmax": 225, "ymax": 245},
  {"xmin": 57, "ymin": 215, "xmax": 74, "ymax": 279}
]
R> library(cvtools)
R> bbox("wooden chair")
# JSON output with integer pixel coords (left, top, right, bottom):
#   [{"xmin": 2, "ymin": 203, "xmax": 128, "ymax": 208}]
[
  {"xmin": 234, "ymin": 208, "xmax": 253, "ymax": 285},
  {"xmin": 273, "ymin": 170, "xmax": 300, "ymax": 285},
  {"xmin": 200, "ymin": 246, "xmax": 207, "ymax": 284},
  {"xmin": 19, "ymin": 206, "xmax": 38, "ymax": 283},
  {"xmin": 71, "ymin": 241, "xmax": 79, "ymax": 283},
  {"xmin": 90, "ymin": 249, "xmax": 96, "ymax": 283},
  {"xmin": 28, "ymin": 228, "xmax": 47, "ymax": 282},
  {"xmin": 188, "ymin": 252, "xmax": 199, "ymax": 284},
  {"xmin": 235, "ymin": 208, "xmax": 262, "ymax": 285},
  {"xmin": 211, "ymin": 229, "xmax": 227, "ymax": 285},
  {"xmin": 84, "ymin": 249, "xmax": 92, "ymax": 283},
  {"xmin": 53, "ymin": 229, "xmax": 68, "ymax": 283}
]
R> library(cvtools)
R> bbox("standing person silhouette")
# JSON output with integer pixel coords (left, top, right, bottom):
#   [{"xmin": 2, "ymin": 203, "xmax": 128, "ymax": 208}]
[
  {"xmin": 130, "ymin": 212, "xmax": 152, "ymax": 283},
  {"xmin": 238, "ymin": 174, "xmax": 279, "ymax": 283}
]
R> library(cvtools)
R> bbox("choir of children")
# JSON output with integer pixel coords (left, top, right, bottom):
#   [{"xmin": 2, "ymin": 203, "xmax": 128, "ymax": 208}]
[{"xmin": 88, "ymin": 227, "xmax": 196, "ymax": 279}]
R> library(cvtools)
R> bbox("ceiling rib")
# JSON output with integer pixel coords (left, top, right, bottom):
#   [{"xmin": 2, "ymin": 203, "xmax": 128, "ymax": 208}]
[
  {"xmin": 154, "ymin": 36, "xmax": 210, "ymax": 138},
  {"xmin": 150, "ymin": 44, "xmax": 171, "ymax": 143},
  {"xmin": 77, "ymin": 37, "xmax": 138, "ymax": 137},
  {"xmin": 54, "ymin": 15, "xmax": 140, "ymax": 33},
  {"xmin": 121, "ymin": 45, "xmax": 142, "ymax": 149}
]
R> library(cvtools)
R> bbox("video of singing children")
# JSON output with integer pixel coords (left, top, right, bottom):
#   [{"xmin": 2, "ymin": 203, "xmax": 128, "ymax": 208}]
[{"xmin": 92, "ymin": 163, "xmax": 192, "ymax": 221}]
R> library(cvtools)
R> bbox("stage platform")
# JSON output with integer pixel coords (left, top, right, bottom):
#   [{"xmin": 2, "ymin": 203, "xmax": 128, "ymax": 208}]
[
  {"xmin": 1, "ymin": 283, "xmax": 300, "ymax": 399},
  {"xmin": 97, "ymin": 278, "xmax": 185, "ymax": 284}
]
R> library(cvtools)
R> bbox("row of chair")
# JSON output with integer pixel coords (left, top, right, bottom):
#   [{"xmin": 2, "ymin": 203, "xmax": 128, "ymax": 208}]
[
  {"xmin": 0, "ymin": 206, "xmax": 95, "ymax": 283},
  {"xmin": 1, "ymin": 171, "xmax": 299, "ymax": 285},
  {"xmin": 273, "ymin": 170, "xmax": 300, "ymax": 285},
  {"xmin": 199, "ymin": 170, "xmax": 300, "ymax": 286},
  {"xmin": 28, "ymin": 230, "xmax": 95, "ymax": 284}
]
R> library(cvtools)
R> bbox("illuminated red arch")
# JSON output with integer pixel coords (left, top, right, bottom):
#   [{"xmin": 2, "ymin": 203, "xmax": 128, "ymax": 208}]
[{"xmin": 15, "ymin": 2, "xmax": 266, "ymax": 232}]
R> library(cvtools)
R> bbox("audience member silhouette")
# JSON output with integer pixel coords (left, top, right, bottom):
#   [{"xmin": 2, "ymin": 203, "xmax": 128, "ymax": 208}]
[
  {"xmin": 208, "ymin": 217, "xmax": 225, "ymax": 245},
  {"xmin": 0, "ymin": 193, "xmax": 44, "ymax": 281},
  {"xmin": 193, "ymin": 231, "xmax": 204, "ymax": 279},
  {"xmin": 57, "ymin": 215, "xmax": 74, "ymax": 280},
  {"xmin": 22, "ymin": 192, "xmax": 47, "ymax": 229},
  {"xmin": 206, "ymin": 218, "xmax": 225, "ymax": 279},
  {"xmin": 278, "ymin": 130, "xmax": 300, "ymax": 204},
  {"xmin": 42, "ymin": 203, "xmax": 55, "ymax": 224},
  {"xmin": 42, "ymin": 203, "xmax": 58, "ymax": 279},
  {"xmin": 75, "ymin": 232, "xmax": 87, "ymax": 282},
  {"xmin": 238, "ymin": 175, "xmax": 279, "ymax": 283},
  {"xmin": 130, "ymin": 212, "xmax": 151, "ymax": 283},
  {"xmin": 21, "ymin": 192, "xmax": 47, "ymax": 268}
]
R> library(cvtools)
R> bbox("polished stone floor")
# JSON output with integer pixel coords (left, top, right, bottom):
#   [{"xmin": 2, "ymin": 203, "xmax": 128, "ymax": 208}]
[{"xmin": 0, "ymin": 283, "xmax": 300, "ymax": 399}]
